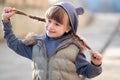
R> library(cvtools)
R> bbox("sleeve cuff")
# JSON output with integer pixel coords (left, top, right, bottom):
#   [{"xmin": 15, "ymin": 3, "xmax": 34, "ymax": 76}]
[
  {"xmin": 2, "ymin": 20, "xmax": 12, "ymax": 31},
  {"xmin": 91, "ymin": 61, "xmax": 102, "ymax": 67}
]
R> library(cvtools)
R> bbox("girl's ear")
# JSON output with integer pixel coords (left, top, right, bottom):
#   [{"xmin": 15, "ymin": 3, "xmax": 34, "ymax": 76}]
[{"xmin": 66, "ymin": 26, "xmax": 72, "ymax": 33}]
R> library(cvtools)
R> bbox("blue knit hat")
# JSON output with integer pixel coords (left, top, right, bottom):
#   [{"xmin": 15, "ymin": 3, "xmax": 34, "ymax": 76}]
[{"xmin": 54, "ymin": 2, "xmax": 84, "ymax": 33}]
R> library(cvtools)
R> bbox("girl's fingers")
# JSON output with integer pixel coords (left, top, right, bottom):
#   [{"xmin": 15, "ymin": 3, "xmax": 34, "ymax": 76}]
[
  {"xmin": 4, "ymin": 7, "xmax": 11, "ymax": 13},
  {"xmin": 2, "ymin": 7, "xmax": 16, "ymax": 20},
  {"xmin": 4, "ymin": 7, "xmax": 16, "ymax": 13},
  {"xmin": 89, "ymin": 50, "xmax": 103, "ymax": 65},
  {"xmin": 89, "ymin": 50, "xmax": 102, "ymax": 60}
]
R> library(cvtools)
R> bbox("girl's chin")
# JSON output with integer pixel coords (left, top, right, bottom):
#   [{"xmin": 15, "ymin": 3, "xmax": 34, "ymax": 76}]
[
  {"xmin": 47, "ymin": 34, "xmax": 56, "ymax": 38},
  {"xmin": 47, "ymin": 34, "xmax": 61, "ymax": 39}
]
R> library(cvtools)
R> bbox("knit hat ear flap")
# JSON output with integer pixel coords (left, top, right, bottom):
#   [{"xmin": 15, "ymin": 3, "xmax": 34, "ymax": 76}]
[{"xmin": 76, "ymin": 7, "xmax": 84, "ymax": 15}]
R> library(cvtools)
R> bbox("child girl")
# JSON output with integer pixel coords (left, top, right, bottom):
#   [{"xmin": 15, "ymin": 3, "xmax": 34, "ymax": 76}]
[{"xmin": 2, "ymin": 2, "xmax": 102, "ymax": 80}]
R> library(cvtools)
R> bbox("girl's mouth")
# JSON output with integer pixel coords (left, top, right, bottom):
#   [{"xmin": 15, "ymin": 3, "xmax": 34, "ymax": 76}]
[{"xmin": 48, "ymin": 30, "xmax": 56, "ymax": 33}]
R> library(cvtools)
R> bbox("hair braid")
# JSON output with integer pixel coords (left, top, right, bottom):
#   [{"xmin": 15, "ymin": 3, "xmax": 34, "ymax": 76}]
[{"xmin": 71, "ymin": 31, "xmax": 91, "ymax": 51}]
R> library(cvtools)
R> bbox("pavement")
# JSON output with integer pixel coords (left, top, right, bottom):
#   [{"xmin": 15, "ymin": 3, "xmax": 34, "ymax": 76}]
[
  {"xmin": 0, "ymin": 13, "xmax": 120, "ymax": 80},
  {"xmin": 91, "ymin": 33, "xmax": 120, "ymax": 80},
  {"xmin": 0, "ymin": 43, "xmax": 32, "ymax": 80}
]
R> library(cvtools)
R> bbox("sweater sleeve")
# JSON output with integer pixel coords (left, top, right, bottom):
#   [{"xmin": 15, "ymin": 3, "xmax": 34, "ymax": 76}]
[
  {"xmin": 2, "ymin": 20, "xmax": 32, "ymax": 60},
  {"xmin": 75, "ymin": 50, "xmax": 102, "ymax": 78}
]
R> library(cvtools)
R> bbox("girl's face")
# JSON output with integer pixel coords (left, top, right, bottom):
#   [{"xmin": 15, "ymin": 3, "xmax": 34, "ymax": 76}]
[
  {"xmin": 45, "ymin": 6, "xmax": 71, "ymax": 38},
  {"xmin": 45, "ymin": 16, "xmax": 70, "ymax": 38}
]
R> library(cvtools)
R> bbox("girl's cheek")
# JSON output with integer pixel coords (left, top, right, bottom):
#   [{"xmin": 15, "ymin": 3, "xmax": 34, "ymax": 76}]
[{"xmin": 45, "ymin": 23, "xmax": 48, "ymax": 29}]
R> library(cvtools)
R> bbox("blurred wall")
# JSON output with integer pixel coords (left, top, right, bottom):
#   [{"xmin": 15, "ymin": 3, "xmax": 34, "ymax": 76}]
[
  {"xmin": 5, "ymin": 0, "xmax": 49, "ymax": 8},
  {"xmin": 0, "ymin": 4, "xmax": 47, "ymax": 42},
  {"xmin": 0, "ymin": 0, "xmax": 93, "ymax": 43}
]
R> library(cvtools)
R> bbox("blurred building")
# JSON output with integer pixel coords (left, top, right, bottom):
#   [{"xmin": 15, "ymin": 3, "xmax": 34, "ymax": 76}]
[
  {"xmin": 49, "ymin": 0, "xmax": 120, "ymax": 12},
  {"xmin": 87, "ymin": 0, "xmax": 120, "ymax": 13},
  {"xmin": 5, "ymin": 0, "xmax": 50, "ymax": 7}
]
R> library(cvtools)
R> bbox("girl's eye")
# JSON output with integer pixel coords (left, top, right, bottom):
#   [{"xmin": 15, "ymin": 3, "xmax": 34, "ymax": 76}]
[
  {"xmin": 55, "ymin": 23, "xmax": 60, "ymax": 26},
  {"xmin": 46, "ymin": 19, "xmax": 51, "ymax": 23},
  {"xmin": 48, "ymin": 19, "xmax": 51, "ymax": 23}
]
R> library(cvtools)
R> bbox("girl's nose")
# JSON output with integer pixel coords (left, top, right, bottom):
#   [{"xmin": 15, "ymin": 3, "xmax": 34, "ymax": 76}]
[{"xmin": 47, "ymin": 23, "xmax": 54, "ymax": 30}]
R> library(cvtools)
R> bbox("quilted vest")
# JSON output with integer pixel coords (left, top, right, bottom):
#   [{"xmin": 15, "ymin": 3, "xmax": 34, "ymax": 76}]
[{"xmin": 32, "ymin": 38, "xmax": 83, "ymax": 80}]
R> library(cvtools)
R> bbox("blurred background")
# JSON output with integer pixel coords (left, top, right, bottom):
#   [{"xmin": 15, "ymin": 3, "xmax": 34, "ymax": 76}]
[{"xmin": 0, "ymin": 0, "xmax": 120, "ymax": 80}]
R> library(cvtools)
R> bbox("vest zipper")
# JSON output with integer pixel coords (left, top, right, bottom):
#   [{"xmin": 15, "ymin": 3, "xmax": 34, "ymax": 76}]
[
  {"xmin": 41, "ymin": 40, "xmax": 49, "ymax": 80},
  {"xmin": 41, "ymin": 40, "xmax": 71, "ymax": 79}
]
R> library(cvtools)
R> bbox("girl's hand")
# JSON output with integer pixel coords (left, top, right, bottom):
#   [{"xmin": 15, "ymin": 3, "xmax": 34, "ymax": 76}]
[
  {"xmin": 2, "ymin": 7, "xmax": 16, "ymax": 21},
  {"xmin": 89, "ymin": 50, "xmax": 103, "ymax": 66}
]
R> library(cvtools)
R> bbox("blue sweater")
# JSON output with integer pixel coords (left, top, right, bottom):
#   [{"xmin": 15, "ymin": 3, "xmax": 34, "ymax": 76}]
[{"xmin": 2, "ymin": 21, "xmax": 102, "ymax": 78}]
